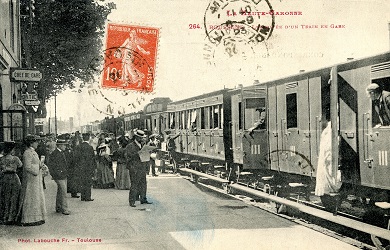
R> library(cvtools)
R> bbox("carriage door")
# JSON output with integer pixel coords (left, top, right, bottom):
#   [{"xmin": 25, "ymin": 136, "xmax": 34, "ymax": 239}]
[
  {"xmin": 231, "ymin": 93, "xmax": 243, "ymax": 165},
  {"xmin": 242, "ymin": 87, "xmax": 268, "ymax": 170},
  {"xmin": 295, "ymin": 78, "xmax": 314, "ymax": 176},
  {"xmin": 283, "ymin": 82, "xmax": 300, "ymax": 174},
  {"xmin": 366, "ymin": 62, "xmax": 390, "ymax": 189},
  {"xmin": 268, "ymin": 84, "xmax": 279, "ymax": 171},
  {"xmin": 338, "ymin": 66, "xmax": 361, "ymax": 187}
]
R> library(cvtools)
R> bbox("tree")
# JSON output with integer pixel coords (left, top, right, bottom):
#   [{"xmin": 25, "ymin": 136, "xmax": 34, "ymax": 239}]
[{"xmin": 22, "ymin": 0, "xmax": 115, "ymax": 116}]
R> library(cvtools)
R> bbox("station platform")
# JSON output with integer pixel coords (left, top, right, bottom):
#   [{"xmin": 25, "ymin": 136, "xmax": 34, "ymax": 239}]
[{"xmin": 0, "ymin": 173, "xmax": 359, "ymax": 250}]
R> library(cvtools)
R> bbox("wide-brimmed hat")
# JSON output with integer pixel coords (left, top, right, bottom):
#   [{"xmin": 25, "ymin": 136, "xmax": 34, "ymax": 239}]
[
  {"xmin": 134, "ymin": 129, "xmax": 146, "ymax": 138},
  {"xmin": 56, "ymin": 139, "xmax": 68, "ymax": 145}
]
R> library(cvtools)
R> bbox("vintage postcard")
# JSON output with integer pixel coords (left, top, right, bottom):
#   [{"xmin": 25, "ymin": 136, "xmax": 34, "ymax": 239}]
[{"xmin": 0, "ymin": 0, "xmax": 389, "ymax": 249}]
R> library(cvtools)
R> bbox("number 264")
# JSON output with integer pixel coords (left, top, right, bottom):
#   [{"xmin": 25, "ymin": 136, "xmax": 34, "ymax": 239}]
[{"xmin": 189, "ymin": 24, "xmax": 201, "ymax": 29}]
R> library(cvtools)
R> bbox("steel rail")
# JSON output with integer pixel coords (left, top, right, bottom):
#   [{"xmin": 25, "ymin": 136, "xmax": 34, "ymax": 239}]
[{"xmin": 180, "ymin": 168, "xmax": 390, "ymax": 241}]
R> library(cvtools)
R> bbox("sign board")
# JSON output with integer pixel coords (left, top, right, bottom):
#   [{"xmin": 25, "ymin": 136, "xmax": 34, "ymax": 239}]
[
  {"xmin": 34, "ymin": 118, "xmax": 45, "ymax": 126},
  {"xmin": 24, "ymin": 100, "xmax": 40, "ymax": 106},
  {"xmin": 10, "ymin": 68, "xmax": 42, "ymax": 82}
]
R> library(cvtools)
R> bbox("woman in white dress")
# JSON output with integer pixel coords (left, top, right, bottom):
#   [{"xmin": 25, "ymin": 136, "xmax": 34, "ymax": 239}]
[{"xmin": 18, "ymin": 135, "xmax": 47, "ymax": 226}]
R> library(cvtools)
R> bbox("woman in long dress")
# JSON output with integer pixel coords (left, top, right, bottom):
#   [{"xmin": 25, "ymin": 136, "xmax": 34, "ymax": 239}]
[
  {"xmin": 96, "ymin": 139, "xmax": 115, "ymax": 189},
  {"xmin": 315, "ymin": 120, "xmax": 341, "ymax": 196},
  {"xmin": 0, "ymin": 141, "xmax": 23, "ymax": 225},
  {"xmin": 18, "ymin": 135, "xmax": 47, "ymax": 226},
  {"xmin": 114, "ymin": 137, "xmax": 130, "ymax": 190}
]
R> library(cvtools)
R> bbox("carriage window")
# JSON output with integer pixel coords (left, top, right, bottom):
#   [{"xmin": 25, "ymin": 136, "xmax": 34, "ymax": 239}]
[
  {"xmin": 209, "ymin": 106, "xmax": 213, "ymax": 129},
  {"xmin": 245, "ymin": 98, "xmax": 266, "ymax": 130},
  {"xmin": 169, "ymin": 113, "xmax": 175, "ymax": 129},
  {"xmin": 191, "ymin": 109, "xmax": 197, "ymax": 131},
  {"xmin": 179, "ymin": 111, "xmax": 184, "ymax": 129},
  {"xmin": 369, "ymin": 78, "xmax": 390, "ymax": 127},
  {"xmin": 184, "ymin": 111, "xmax": 189, "ymax": 129},
  {"xmin": 200, "ymin": 107, "xmax": 205, "ymax": 129},
  {"xmin": 220, "ymin": 105, "xmax": 224, "ymax": 128},
  {"xmin": 213, "ymin": 105, "xmax": 220, "ymax": 128},
  {"xmin": 286, "ymin": 93, "xmax": 298, "ymax": 129},
  {"xmin": 238, "ymin": 102, "xmax": 243, "ymax": 130}
]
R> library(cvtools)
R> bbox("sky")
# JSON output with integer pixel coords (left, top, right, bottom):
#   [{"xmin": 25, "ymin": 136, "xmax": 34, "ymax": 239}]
[{"xmin": 49, "ymin": 0, "xmax": 390, "ymax": 128}]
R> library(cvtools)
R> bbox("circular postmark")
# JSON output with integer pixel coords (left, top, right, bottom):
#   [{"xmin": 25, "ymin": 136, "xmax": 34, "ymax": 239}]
[
  {"xmin": 203, "ymin": 0, "xmax": 275, "ymax": 79},
  {"xmin": 203, "ymin": 21, "xmax": 269, "ymax": 66},
  {"xmin": 204, "ymin": 0, "xmax": 275, "ymax": 46},
  {"xmin": 203, "ymin": 21, "xmax": 268, "ymax": 82}
]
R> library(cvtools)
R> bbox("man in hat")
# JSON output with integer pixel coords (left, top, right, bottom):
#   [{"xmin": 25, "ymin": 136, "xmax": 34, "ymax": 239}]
[
  {"xmin": 125, "ymin": 129, "xmax": 152, "ymax": 207},
  {"xmin": 47, "ymin": 139, "xmax": 71, "ymax": 215},
  {"xmin": 74, "ymin": 133, "xmax": 96, "ymax": 201},
  {"xmin": 366, "ymin": 83, "xmax": 390, "ymax": 127}
]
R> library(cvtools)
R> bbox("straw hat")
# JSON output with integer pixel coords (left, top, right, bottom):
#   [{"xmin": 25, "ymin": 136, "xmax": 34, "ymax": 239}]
[{"xmin": 134, "ymin": 130, "xmax": 146, "ymax": 138}]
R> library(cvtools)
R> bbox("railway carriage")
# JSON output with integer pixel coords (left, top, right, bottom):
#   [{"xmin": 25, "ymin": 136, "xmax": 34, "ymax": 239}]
[
  {"xmin": 165, "ymin": 89, "xmax": 234, "ymax": 168},
  {"xmin": 143, "ymin": 97, "xmax": 171, "ymax": 135},
  {"xmin": 232, "ymin": 52, "xmax": 390, "ymax": 206},
  {"xmin": 123, "ymin": 111, "xmax": 144, "ymax": 132}
]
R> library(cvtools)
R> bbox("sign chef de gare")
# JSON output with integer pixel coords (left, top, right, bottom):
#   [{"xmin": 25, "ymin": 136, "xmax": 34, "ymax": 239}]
[{"xmin": 10, "ymin": 68, "xmax": 42, "ymax": 82}]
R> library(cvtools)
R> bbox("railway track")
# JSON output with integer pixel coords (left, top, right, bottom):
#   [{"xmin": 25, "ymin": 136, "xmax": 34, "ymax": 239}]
[{"xmin": 177, "ymin": 167, "xmax": 390, "ymax": 249}]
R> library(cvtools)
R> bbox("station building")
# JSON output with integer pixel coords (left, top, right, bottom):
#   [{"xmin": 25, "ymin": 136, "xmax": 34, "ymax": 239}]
[{"xmin": 0, "ymin": 0, "xmax": 25, "ymax": 142}]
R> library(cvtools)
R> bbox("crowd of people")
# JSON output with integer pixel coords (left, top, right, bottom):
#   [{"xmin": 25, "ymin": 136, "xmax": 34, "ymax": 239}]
[{"xmin": 0, "ymin": 129, "xmax": 179, "ymax": 226}]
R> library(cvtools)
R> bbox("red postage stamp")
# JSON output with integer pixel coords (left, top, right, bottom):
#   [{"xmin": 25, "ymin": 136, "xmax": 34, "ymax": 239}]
[{"xmin": 102, "ymin": 23, "xmax": 159, "ymax": 92}]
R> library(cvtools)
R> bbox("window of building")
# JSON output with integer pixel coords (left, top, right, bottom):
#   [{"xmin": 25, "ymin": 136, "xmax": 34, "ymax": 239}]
[{"xmin": 9, "ymin": 0, "xmax": 15, "ymax": 51}]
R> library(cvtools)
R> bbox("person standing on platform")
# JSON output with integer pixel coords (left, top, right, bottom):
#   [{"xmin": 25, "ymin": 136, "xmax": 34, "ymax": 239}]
[
  {"xmin": 36, "ymin": 136, "xmax": 47, "ymax": 190},
  {"xmin": 147, "ymin": 135, "xmax": 160, "ymax": 177},
  {"xmin": 74, "ymin": 133, "xmax": 96, "ymax": 202},
  {"xmin": 67, "ymin": 136, "xmax": 80, "ymax": 198},
  {"xmin": 0, "ymin": 141, "xmax": 23, "ymax": 225},
  {"xmin": 47, "ymin": 139, "xmax": 71, "ymax": 215},
  {"xmin": 166, "ymin": 133, "xmax": 180, "ymax": 173},
  {"xmin": 18, "ymin": 135, "xmax": 47, "ymax": 226},
  {"xmin": 125, "ymin": 130, "xmax": 152, "ymax": 207},
  {"xmin": 114, "ymin": 136, "xmax": 130, "ymax": 190},
  {"xmin": 96, "ymin": 138, "xmax": 115, "ymax": 189}
]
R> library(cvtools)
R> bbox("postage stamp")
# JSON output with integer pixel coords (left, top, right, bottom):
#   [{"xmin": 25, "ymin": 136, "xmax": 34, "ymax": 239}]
[{"xmin": 102, "ymin": 23, "xmax": 159, "ymax": 92}]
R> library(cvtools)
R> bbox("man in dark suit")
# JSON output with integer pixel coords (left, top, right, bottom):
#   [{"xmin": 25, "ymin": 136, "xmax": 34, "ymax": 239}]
[
  {"xmin": 125, "ymin": 130, "xmax": 152, "ymax": 207},
  {"xmin": 74, "ymin": 133, "xmax": 96, "ymax": 201},
  {"xmin": 47, "ymin": 139, "xmax": 71, "ymax": 215}
]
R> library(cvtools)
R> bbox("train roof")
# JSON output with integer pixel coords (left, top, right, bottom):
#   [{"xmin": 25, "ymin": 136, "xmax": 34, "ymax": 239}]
[
  {"xmin": 250, "ymin": 51, "xmax": 390, "ymax": 88},
  {"xmin": 168, "ymin": 88, "xmax": 232, "ymax": 105}
]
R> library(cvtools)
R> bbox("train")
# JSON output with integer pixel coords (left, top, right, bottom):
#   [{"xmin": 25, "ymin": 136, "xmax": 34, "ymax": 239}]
[{"xmin": 82, "ymin": 51, "xmax": 390, "ymax": 226}]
